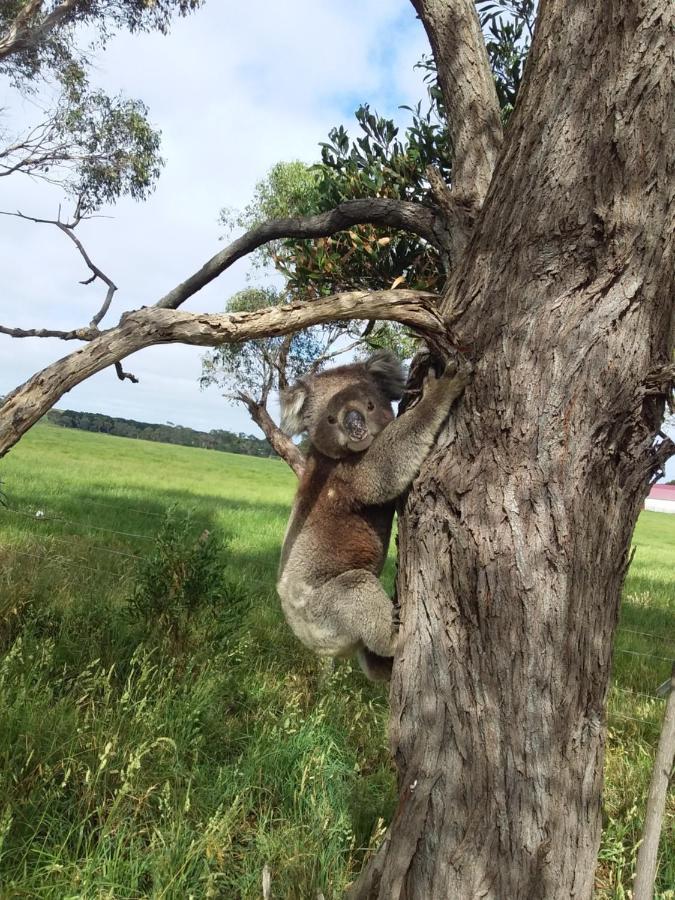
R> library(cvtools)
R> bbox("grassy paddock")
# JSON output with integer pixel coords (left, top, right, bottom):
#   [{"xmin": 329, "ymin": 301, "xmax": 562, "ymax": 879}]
[{"xmin": 0, "ymin": 423, "xmax": 673, "ymax": 898}]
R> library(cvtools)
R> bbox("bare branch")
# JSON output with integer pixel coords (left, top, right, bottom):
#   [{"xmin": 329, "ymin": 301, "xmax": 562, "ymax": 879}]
[
  {"xmin": 411, "ymin": 0, "xmax": 503, "ymax": 207},
  {"xmin": 1, "ymin": 198, "xmax": 440, "ymax": 344},
  {"xmin": 0, "ymin": 208, "xmax": 118, "ymax": 327},
  {"xmin": 276, "ymin": 334, "xmax": 293, "ymax": 391},
  {"xmin": 155, "ymin": 199, "xmax": 448, "ymax": 311},
  {"xmin": 0, "ymin": 289, "xmax": 445, "ymax": 459},
  {"xmin": 0, "ymin": 324, "xmax": 96, "ymax": 340}
]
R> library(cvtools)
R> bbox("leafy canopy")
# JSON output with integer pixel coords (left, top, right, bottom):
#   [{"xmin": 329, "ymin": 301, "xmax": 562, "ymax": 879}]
[
  {"xmin": 0, "ymin": 0, "xmax": 203, "ymax": 211},
  {"xmin": 226, "ymin": 1, "xmax": 535, "ymax": 302}
]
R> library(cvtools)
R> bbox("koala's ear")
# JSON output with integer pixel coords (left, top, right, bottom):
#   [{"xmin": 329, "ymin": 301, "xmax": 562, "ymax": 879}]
[
  {"xmin": 280, "ymin": 381, "xmax": 309, "ymax": 435},
  {"xmin": 365, "ymin": 350, "xmax": 406, "ymax": 400}
]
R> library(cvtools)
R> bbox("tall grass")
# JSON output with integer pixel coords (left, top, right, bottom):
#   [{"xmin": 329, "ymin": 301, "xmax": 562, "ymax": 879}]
[{"xmin": 0, "ymin": 423, "xmax": 673, "ymax": 898}]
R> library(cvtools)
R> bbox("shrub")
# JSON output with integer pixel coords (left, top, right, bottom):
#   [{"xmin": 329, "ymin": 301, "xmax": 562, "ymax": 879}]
[{"xmin": 128, "ymin": 510, "xmax": 229, "ymax": 643}]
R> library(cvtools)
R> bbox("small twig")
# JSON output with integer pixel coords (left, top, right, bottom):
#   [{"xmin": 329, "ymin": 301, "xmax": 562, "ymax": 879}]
[
  {"xmin": 0, "ymin": 324, "xmax": 97, "ymax": 340},
  {"xmin": 262, "ymin": 864, "xmax": 271, "ymax": 900},
  {"xmin": 114, "ymin": 362, "xmax": 139, "ymax": 384}
]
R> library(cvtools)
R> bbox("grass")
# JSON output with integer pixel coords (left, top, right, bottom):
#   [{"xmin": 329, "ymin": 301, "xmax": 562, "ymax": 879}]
[{"xmin": 0, "ymin": 422, "xmax": 673, "ymax": 898}]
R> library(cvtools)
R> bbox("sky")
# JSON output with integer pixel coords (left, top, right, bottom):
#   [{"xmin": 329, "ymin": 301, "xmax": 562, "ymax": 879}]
[
  {"xmin": 0, "ymin": 0, "xmax": 429, "ymax": 435},
  {"xmin": 1, "ymin": 2, "xmax": 673, "ymax": 481}
]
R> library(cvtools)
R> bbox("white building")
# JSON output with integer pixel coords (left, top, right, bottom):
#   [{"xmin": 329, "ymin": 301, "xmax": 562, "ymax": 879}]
[{"xmin": 644, "ymin": 484, "xmax": 675, "ymax": 514}]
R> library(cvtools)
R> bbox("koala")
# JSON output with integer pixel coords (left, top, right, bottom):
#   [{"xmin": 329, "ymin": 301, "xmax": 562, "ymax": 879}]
[{"xmin": 276, "ymin": 351, "xmax": 469, "ymax": 681}]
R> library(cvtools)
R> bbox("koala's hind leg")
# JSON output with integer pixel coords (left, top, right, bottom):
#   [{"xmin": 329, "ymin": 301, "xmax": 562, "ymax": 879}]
[
  {"xmin": 357, "ymin": 647, "xmax": 393, "ymax": 682},
  {"xmin": 322, "ymin": 569, "xmax": 398, "ymax": 663}
]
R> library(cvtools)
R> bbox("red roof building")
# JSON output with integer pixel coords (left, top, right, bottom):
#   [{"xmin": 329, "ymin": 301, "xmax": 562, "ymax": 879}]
[{"xmin": 645, "ymin": 483, "xmax": 675, "ymax": 514}]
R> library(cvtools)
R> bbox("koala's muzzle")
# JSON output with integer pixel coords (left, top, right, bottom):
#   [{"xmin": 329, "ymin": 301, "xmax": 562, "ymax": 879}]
[{"xmin": 344, "ymin": 409, "xmax": 368, "ymax": 441}]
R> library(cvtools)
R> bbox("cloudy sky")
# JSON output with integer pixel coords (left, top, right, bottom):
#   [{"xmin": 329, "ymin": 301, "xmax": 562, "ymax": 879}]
[{"xmin": 0, "ymin": 0, "xmax": 429, "ymax": 435}]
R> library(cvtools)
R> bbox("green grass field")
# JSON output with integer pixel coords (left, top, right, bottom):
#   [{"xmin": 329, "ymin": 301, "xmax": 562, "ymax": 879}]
[{"xmin": 0, "ymin": 423, "xmax": 673, "ymax": 898}]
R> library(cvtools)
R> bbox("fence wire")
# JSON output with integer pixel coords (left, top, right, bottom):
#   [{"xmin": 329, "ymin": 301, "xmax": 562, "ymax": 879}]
[{"xmin": 1, "ymin": 499, "xmax": 673, "ymax": 729}]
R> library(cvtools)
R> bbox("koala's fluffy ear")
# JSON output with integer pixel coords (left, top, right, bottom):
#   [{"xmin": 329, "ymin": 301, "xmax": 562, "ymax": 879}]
[
  {"xmin": 365, "ymin": 350, "xmax": 406, "ymax": 400},
  {"xmin": 280, "ymin": 381, "xmax": 309, "ymax": 435}
]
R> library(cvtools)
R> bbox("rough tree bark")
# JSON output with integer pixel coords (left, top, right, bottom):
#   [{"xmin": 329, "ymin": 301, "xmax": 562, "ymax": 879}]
[{"xmin": 350, "ymin": 1, "xmax": 674, "ymax": 897}]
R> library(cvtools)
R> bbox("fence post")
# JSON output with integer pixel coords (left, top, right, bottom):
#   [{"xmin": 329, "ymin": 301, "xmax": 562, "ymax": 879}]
[{"xmin": 632, "ymin": 663, "xmax": 675, "ymax": 900}]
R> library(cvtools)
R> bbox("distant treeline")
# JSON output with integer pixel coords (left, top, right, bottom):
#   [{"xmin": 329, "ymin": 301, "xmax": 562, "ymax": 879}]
[{"xmin": 44, "ymin": 408, "xmax": 277, "ymax": 458}]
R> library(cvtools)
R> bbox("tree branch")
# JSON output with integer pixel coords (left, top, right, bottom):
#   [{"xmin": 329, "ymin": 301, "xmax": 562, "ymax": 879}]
[
  {"xmin": 0, "ymin": 0, "xmax": 81, "ymax": 62},
  {"xmin": 0, "ymin": 324, "xmax": 97, "ymax": 340},
  {"xmin": 236, "ymin": 392, "xmax": 305, "ymax": 477},
  {"xmin": 1, "ymin": 198, "xmax": 443, "ymax": 343},
  {"xmin": 411, "ymin": 0, "xmax": 503, "ymax": 208},
  {"xmin": 0, "ymin": 289, "xmax": 445, "ymax": 458},
  {"xmin": 114, "ymin": 361, "xmax": 139, "ymax": 384},
  {"xmin": 154, "ymin": 199, "xmax": 448, "ymax": 311},
  {"xmin": 0, "ymin": 208, "xmax": 118, "ymax": 328}
]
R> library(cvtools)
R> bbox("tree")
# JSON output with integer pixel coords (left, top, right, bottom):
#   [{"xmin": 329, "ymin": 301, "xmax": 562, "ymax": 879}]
[
  {"xmin": 203, "ymin": 3, "xmax": 533, "ymax": 468},
  {"xmin": 0, "ymin": 0, "xmax": 202, "ymax": 211},
  {"xmin": 200, "ymin": 285, "xmax": 330, "ymax": 475},
  {"xmin": 1, "ymin": 0, "xmax": 674, "ymax": 896}
]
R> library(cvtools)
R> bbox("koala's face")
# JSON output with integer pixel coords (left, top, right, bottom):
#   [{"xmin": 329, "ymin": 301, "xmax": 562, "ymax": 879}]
[{"xmin": 280, "ymin": 351, "xmax": 406, "ymax": 459}]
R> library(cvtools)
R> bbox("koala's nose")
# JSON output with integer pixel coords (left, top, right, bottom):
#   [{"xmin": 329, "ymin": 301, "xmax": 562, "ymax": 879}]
[{"xmin": 344, "ymin": 408, "xmax": 367, "ymax": 440}]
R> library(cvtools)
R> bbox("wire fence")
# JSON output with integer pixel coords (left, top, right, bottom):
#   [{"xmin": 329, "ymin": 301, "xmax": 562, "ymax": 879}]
[{"xmin": 1, "ymin": 498, "xmax": 673, "ymax": 729}]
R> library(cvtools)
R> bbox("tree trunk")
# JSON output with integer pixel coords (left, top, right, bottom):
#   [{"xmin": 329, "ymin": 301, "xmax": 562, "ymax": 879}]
[{"xmin": 351, "ymin": 1, "xmax": 674, "ymax": 897}]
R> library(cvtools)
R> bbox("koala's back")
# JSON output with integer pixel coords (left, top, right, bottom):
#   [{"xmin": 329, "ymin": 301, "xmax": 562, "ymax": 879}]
[{"xmin": 278, "ymin": 452, "xmax": 394, "ymax": 592}]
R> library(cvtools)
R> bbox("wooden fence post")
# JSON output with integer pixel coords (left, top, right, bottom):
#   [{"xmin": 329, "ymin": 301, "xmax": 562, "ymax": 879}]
[{"xmin": 633, "ymin": 664, "xmax": 675, "ymax": 900}]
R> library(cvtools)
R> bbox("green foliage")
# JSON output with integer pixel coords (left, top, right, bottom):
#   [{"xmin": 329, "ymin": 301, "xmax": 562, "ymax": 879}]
[
  {"xmin": 0, "ymin": 1, "xmax": 202, "ymax": 209},
  {"xmin": 50, "ymin": 62, "xmax": 162, "ymax": 211},
  {"xmin": 0, "ymin": 1, "xmax": 204, "ymax": 84},
  {"xmin": 223, "ymin": 161, "xmax": 323, "ymax": 241},
  {"xmin": 477, "ymin": 0, "xmax": 535, "ymax": 120},
  {"xmin": 127, "ymin": 510, "xmax": 230, "ymax": 642},
  {"xmin": 286, "ymin": 100, "xmax": 449, "ymax": 298},
  {"xmin": 0, "ymin": 425, "xmax": 673, "ymax": 896},
  {"xmin": 254, "ymin": 1, "xmax": 536, "ymax": 301}
]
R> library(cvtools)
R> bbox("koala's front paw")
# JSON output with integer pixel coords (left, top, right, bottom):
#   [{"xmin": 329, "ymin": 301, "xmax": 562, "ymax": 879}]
[
  {"xmin": 442, "ymin": 359, "xmax": 473, "ymax": 392},
  {"xmin": 423, "ymin": 359, "xmax": 473, "ymax": 400}
]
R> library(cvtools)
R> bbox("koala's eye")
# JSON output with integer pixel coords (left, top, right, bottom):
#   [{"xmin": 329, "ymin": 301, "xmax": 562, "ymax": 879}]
[
  {"xmin": 367, "ymin": 401, "xmax": 375, "ymax": 411},
  {"xmin": 327, "ymin": 415, "xmax": 337, "ymax": 425}
]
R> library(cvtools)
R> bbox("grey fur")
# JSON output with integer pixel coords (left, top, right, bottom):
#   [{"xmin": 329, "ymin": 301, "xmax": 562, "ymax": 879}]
[
  {"xmin": 277, "ymin": 353, "xmax": 471, "ymax": 681},
  {"xmin": 279, "ymin": 381, "xmax": 309, "ymax": 435}
]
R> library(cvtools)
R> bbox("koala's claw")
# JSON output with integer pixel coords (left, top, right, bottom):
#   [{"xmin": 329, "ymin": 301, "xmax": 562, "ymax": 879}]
[
  {"xmin": 446, "ymin": 360, "xmax": 473, "ymax": 388},
  {"xmin": 392, "ymin": 604, "xmax": 401, "ymax": 630},
  {"xmin": 423, "ymin": 359, "xmax": 473, "ymax": 398}
]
